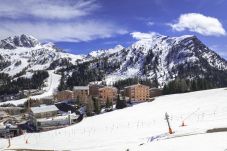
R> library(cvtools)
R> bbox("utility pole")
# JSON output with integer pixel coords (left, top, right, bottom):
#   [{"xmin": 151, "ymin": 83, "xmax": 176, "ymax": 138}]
[{"xmin": 165, "ymin": 112, "xmax": 173, "ymax": 134}]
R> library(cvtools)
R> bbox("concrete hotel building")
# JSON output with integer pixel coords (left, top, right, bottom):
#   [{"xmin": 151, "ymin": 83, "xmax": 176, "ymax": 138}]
[
  {"xmin": 73, "ymin": 86, "xmax": 89, "ymax": 104},
  {"xmin": 54, "ymin": 90, "xmax": 74, "ymax": 102},
  {"xmin": 124, "ymin": 84, "xmax": 150, "ymax": 102},
  {"xmin": 98, "ymin": 86, "xmax": 118, "ymax": 105}
]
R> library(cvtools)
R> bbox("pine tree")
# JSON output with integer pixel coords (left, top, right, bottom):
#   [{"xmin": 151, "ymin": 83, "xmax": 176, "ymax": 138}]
[
  {"xmin": 75, "ymin": 96, "xmax": 80, "ymax": 105},
  {"xmin": 105, "ymin": 97, "xmax": 113, "ymax": 111},
  {"xmin": 191, "ymin": 80, "xmax": 198, "ymax": 91},
  {"xmin": 116, "ymin": 94, "xmax": 127, "ymax": 109},
  {"xmin": 163, "ymin": 84, "xmax": 169, "ymax": 94},
  {"xmin": 93, "ymin": 97, "xmax": 101, "ymax": 114},
  {"xmin": 58, "ymin": 74, "xmax": 66, "ymax": 91},
  {"xmin": 180, "ymin": 79, "xmax": 188, "ymax": 93},
  {"xmin": 86, "ymin": 96, "xmax": 94, "ymax": 116}
]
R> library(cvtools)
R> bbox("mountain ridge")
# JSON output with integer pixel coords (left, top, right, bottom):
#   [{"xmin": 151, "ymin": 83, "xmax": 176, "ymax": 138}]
[
  {"xmin": 1, "ymin": 34, "xmax": 227, "ymax": 97},
  {"xmin": 0, "ymin": 35, "xmax": 83, "ymax": 77},
  {"xmin": 0, "ymin": 34, "xmax": 40, "ymax": 49},
  {"xmin": 79, "ymin": 34, "xmax": 227, "ymax": 86}
]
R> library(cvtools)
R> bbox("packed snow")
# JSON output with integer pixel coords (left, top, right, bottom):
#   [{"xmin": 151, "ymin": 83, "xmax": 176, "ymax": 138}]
[{"xmin": 1, "ymin": 88, "xmax": 227, "ymax": 151}]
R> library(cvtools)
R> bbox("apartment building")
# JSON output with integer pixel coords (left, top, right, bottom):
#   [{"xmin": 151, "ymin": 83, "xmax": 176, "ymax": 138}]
[
  {"xmin": 89, "ymin": 84, "xmax": 103, "ymax": 97},
  {"xmin": 54, "ymin": 90, "xmax": 74, "ymax": 102},
  {"xmin": 73, "ymin": 86, "xmax": 89, "ymax": 104},
  {"xmin": 124, "ymin": 84, "xmax": 150, "ymax": 102},
  {"xmin": 98, "ymin": 86, "xmax": 118, "ymax": 105},
  {"xmin": 30, "ymin": 105, "xmax": 59, "ymax": 119}
]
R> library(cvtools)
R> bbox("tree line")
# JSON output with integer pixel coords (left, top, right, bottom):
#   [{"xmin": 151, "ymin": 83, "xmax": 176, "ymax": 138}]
[
  {"xmin": 163, "ymin": 78, "xmax": 215, "ymax": 94},
  {"xmin": 76, "ymin": 95, "xmax": 127, "ymax": 117},
  {"xmin": 0, "ymin": 70, "xmax": 49, "ymax": 96}
]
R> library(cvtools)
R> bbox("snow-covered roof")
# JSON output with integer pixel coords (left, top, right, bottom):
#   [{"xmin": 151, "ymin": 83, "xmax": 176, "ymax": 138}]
[
  {"xmin": 0, "ymin": 124, "xmax": 18, "ymax": 130},
  {"xmin": 37, "ymin": 114, "xmax": 78, "ymax": 122},
  {"xmin": 31, "ymin": 105, "xmax": 59, "ymax": 114},
  {"xmin": 73, "ymin": 86, "xmax": 89, "ymax": 90},
  {"xmin": 64, "ymin": 90, "xmax": 73, "ymax": 92},
  {"xmin": 41, "ymin": 96, "xmax": 54, "ymax": 99},
  {"xmin": 124, "ymin": 83, "xmax": 149, "ymax": 88},
  {"xmin": 57, "ymin": 90, "xmax": 73, "ymax": 94},
  {"xmin": 99, "ymin": 86, "xmax": 117, "ymax": 90}
]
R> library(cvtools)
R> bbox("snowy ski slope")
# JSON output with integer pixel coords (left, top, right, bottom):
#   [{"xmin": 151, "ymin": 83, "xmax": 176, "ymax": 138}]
[
  {"xmin": 0, "ymin": 70, "xmax": 61, "ymax": 106},
  {"xmin": 0, "ymin": 88, "xmax": 227, "ymax": 150}
]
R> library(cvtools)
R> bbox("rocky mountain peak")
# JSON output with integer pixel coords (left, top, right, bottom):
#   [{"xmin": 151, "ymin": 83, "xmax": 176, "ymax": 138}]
[
  {"xmin": 0, "ymin": 34, "xmax": 40, "ymax": 49},
  {"xmin": 87, "ymin": 44, "xmax": 125, "ymax": 58}
]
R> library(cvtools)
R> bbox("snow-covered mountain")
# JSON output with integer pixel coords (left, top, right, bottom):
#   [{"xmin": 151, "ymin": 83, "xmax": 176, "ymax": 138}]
[
  {"xmin": 0, "ymin": 34, "xmax": 83, "ymax": 77},
  {"xmin": 0, "ymin": 34, "xmax": 40, "ymax": 49},
  {"xmin": 1, "ymin": 33, "xmax": 227, "ymax": 91},
  {"xmin": 65, "ymin": 33, "xmax": 227, "ymax": 87},
  {"xmin": 87, "ymin": 45, "xmax": 124, "ymax": 58}
]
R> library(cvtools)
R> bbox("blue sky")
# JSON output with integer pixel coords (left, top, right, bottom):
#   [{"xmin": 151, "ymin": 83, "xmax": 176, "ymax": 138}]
[{"xmin": 0, "ymin": 0, "xmax": 227, "ymax": 58}]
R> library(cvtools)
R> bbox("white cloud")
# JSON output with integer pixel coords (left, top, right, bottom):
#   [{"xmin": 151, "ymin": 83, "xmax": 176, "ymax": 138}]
[
  {"xmin": 131, "ymin": 32, "xmax": 161, "ymax": 40},
  {"xmin": 169, "ymin": 13, "xmax": 226, "ymax": 36},
  {"xmin": 0, "ymin": 0, "xmax": 98, "ymax": 20},
  {"xmin": 147, "ymin": 21, "xmax": 154, "ymax": 26},
  {"xmin": 0, "ymin": 0, "xmax": 128, "ymax": 42},
  {"xmin": 0, "ymin": 21, "xmax": 128, "ymax": 42}
]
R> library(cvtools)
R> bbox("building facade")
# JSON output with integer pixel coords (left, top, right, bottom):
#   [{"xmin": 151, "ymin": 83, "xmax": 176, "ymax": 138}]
[
  {"xmin": 89, "ymin": 84, "xmax": 103, "ymax": 97},
  {"xmin": 0, "ymin": 125, "xmax": 21, "ymax": 138},
  {"xmin": 29, "ymin": 105, "xmax": 78, "ymax": 131},
  {"xmin": 150, "ymin": 88, "xmax": 163, "ymax": 98},
  {"xmin": 124, "ymin": 84, "xmax": 150, "ymax": 102},
  {"xmin": 29, "ymin": 105, "xmax": 59, "ymax": 131},
  {"xmin": 73, "ymin": 86, "xmax": 89, "ymax": 104},
  {"xmin": 30, "ymin": 105, "xmax": 59, "ymax": 119},
  {"xmin": 54, "ymin": 90, "xmax": 74, "ymax": 102},
  {"xmin": 98, "ymin": 86, "xmax": 118, "ymax": 105}
]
